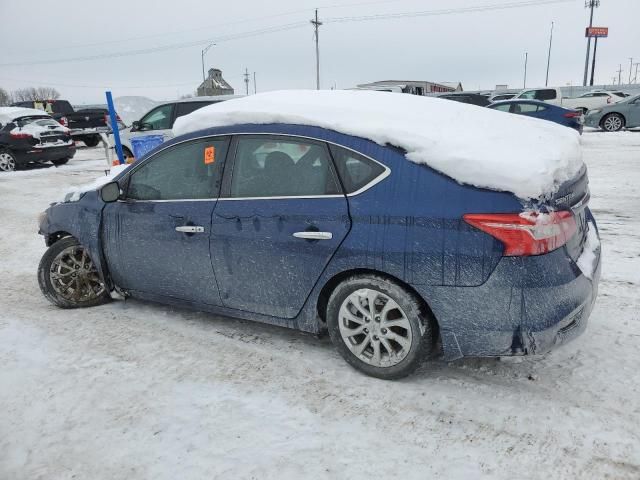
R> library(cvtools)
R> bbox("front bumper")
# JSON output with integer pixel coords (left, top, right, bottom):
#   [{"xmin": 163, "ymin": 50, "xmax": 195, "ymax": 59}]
[
  {"xmin": 13, "ymin": 144, "xmax": 76, "ymax": 165},
  {"xmin": 584, "ymin": 114, "xmax": 603, "ymax": 128}
]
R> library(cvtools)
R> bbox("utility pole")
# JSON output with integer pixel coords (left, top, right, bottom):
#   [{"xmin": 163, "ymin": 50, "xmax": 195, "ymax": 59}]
[
  {"xmin": 201, "ymin": 42, "xmax": 215, "ymax": 83},
  {"xmin": 310, "ymin": 9, "xmax": 322, "ymax": 90},
  {"xmin": 523, "ymin": 52, "xmax": 528, "ymax": 88},
  {"xmin": 545, "ymin": 22, "xmax": 554, "ymax": 87},
  {"xmin": 244, "ymin": 68, "xmax": 250, "ymax": 95},
  {"xmin": 634, "ymin": 63, "xmax": 640, "ymax": 84},
  {"xmin": 629, "ymin": 58, "xmax": 634, "ymax": 84},
  {"xmin": 589, "ymin": 37, "xmax": 598, "ymax": 86},
  {"xmin": 617, "ymin": 64, "xmax": 623, "ymax": 86},
  {"xmin": 583, "ymin": 0, "xmax": 600, "ymax": 86},
  {"xmin": 253, "ymin": 72, "xmax": 257, "ymax": 94}
]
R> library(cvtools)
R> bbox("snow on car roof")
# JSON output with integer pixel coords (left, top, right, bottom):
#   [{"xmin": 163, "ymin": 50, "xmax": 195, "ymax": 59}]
[
  {"xmin": 0, "ymin": 107, "xmax": 51, "ymax": 125},
  {"xmin": 173, "ymin": 90, "xmax": 584, "ymax": 200}
]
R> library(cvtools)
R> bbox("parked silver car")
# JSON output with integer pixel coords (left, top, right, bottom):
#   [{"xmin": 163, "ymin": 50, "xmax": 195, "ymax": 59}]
[{"xmin": 584, "ymin": 94, "xmax": 640, "ymax": 132}]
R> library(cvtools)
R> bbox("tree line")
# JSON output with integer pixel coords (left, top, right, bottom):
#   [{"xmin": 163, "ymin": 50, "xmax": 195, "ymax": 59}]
[{"xmin": 0, "ymin": 86, "xmax": 62, "ymax": 106}]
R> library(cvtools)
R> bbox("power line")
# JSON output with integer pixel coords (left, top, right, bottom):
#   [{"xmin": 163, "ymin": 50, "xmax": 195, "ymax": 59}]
[
  {"xmin": 324, "ymin": 0, "xmax": 574, "ymax": 23},
  {"xmin": 1, "ymin": 0, "xmax": 576, "ymax": 68},
  {"xmin": 0, "ymin": 22, "xmax": 308, "ymax": 67},
  {"xmin": 0, "ymin": 75, "xmax": 196, "ymax": 90}
]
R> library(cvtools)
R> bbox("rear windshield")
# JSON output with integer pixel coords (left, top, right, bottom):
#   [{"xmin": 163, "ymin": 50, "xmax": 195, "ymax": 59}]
[{"xmin": 16, "ymin": 116, "xmax": 60, "ymax": 128}]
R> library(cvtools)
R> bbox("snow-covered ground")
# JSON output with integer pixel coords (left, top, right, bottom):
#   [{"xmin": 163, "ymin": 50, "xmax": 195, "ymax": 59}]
[{"xmin": 0, "ymin": 133, "xmax": 639, "ymax": 480}]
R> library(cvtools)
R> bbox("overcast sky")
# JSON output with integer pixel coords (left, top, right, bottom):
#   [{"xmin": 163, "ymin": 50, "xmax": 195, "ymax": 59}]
[{"xmin": 1, "ymin": 0, "xmax": 638, "ymax": 104}]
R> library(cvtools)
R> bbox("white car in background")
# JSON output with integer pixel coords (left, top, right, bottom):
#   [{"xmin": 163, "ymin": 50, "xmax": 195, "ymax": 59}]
[
  {"xmin": 117, "ymin": 95, "xmax": 241, "ymax": 159},
  {"xmin": 514, "ymin": 87, "xmax": 624, "ymax": 113}
]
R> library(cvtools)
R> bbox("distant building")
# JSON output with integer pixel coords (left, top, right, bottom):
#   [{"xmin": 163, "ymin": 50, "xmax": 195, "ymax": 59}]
[
  {"xmin": 356, "ymin": 80, "xmax": 463, "ymax": 95},
  {"xmin": 197, "ymin": 68, "xmax": 234, "ymax": 97}
]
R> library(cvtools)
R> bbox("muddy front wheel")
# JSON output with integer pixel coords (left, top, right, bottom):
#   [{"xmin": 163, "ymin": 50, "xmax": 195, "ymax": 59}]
[{"xmin": 38, "ymin": 237, "xmax": 110, "ymax": 308}]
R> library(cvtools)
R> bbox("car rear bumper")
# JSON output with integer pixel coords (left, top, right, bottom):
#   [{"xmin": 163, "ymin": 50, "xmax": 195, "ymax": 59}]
[
  {"xmin": 423, "ymin": 232, "xmax": 602, "ymax": 361},
  {"xmin": 12, "ymin": 145, "xmax": 76, "ymax": 165}
]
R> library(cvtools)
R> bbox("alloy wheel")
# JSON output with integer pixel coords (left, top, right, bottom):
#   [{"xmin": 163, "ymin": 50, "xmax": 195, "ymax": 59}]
[
  {"xmin": 49, "ymin": 245, "xmax": 105, "ymax": 303},
  {"xmin": 0, "ymin": 152, "xmax": 16, "ymax": 172},
  {"xmin": 338, "ymin": 288, "xmax": 413, "ymax": 367},
  {"xmin": 603, "ymin": 115, "xmax": 623, "ymax": 132}
]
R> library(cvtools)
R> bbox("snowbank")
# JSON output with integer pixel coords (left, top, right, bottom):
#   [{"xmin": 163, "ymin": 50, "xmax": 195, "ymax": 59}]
[
  {"xmin": 173, "ymin": 90, "xmax": 584, "ymax": 199},
  {"xmin": 64, "ymin": 163, "xmax": 130, "ymax": 202}
]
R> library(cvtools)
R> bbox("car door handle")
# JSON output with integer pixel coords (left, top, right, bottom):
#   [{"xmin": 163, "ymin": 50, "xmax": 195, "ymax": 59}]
[
  {"xmin": 292, "ymin": 231, "xmax": 333, "ymax": 240},
  {"xmin": 176, "ymin": 225, "xmax": 205, "ymax": 233}
]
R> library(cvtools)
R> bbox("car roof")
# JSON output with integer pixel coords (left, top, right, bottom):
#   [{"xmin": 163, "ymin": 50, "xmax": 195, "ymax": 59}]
[
  {"xmin": 0, "ymin": 107, "xmax": 51, "ymax": 125},
  {"xmin": 157, "ymin": 95, "xmax": 244, "ymax": 106}
]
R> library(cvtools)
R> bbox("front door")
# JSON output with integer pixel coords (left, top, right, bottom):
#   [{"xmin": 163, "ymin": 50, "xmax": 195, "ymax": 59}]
[
  {"xmin": 102, "ymin": 137, "xmax": 230, "ymax": 306},
  {"xmin": 210, "ymin": 135, "xmax": 351, "ymax": 318}
]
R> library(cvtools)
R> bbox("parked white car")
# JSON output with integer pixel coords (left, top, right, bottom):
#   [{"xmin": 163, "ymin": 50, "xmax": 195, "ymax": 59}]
[
  {"xmin": 117, "ymin": 95, "xmax": 241, "ymax": 159},
  {"xmin": 514, "ymin": 88, "xmax": 622, "ymax": 113}
]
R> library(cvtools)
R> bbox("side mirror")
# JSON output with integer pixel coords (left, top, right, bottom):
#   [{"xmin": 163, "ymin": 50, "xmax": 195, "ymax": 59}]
[
  {"xmin": 100, "ymin": 181, "xmax": 121, "ymax": 203},
  {"xmin": 131, "ymin": 120, "xmax": 140, "ymax": 132}
]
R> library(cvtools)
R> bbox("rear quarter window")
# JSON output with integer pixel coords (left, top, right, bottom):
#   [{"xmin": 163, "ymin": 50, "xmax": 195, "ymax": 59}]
[{"xmin": 329, "ymin": 145, "xmax": 386, "ymax": 193}]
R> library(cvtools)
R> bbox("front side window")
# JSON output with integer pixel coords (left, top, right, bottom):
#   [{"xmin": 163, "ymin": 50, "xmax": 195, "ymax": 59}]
[
  {"xmin": 492, "ymin": 104, "xmax": 512, "ymax": 112},
  {"xmin": 329, "ymin": 145, "xmax": 386, "ymax": 194},
  {"xmin": 514, "ymin": 103, "xmax": 540, "ymax": 113},
  {"xmin": 140, "ymin": 104, "xmax": 174, "ymax": 130},
  {"xmin": 519, "ymin": 90, "xmax": 536, "ymax": 99},
  {"xmin": 229, "ymin": 137, "xmax": 340, "ymax": 198},
  {"xmin": 126, "ymin": 138, "xmax": 228, "ymax": 201}
]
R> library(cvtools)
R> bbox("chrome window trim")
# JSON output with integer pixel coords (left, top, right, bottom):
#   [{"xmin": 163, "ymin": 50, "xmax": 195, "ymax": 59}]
[{"xmin": 117, "ymin": 131, "xmax": 391, "ymax": 202}]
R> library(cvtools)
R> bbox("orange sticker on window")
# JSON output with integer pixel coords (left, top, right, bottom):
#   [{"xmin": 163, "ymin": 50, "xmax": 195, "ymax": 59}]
[{"xmin": 204, "ymin": 146, "xmax": 215, "ymax": 164}]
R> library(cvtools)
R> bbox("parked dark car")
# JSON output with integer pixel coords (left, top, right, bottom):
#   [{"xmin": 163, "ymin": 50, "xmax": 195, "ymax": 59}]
[
  {"xmin": 37, "ymin": 120, "xmax": 600, "ymax": 379},
  {"xmin": 438, "ymin": 93, "xmax": 492, "ymax": 107},
  {"xmin": 488, "ymin": 99, "xmax": 584, "ymax": 133},
  {"xmin": 11, "ymin": 99, "xmax": 122, "ymax": 147},
  {"xmin": 0, "ymin": 107, "xmax": 75, "ymax": 172}
]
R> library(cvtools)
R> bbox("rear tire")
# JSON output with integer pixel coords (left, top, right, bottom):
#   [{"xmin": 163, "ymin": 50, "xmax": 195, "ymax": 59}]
[
  {"xmin": 601, "ymin": 113, "xmax": 625, "ymax": 132},
  {"xmin": 38, "ymin": 237, "xmax": 110, "ymax": 309},
  {"xmin": 51, "ymin": 158, "xmax": 69, "ymax": 166},
  {"xmin": 0, "ymin": 149, "xmax": 17, "ymax": 172},
  {"xmin": 326, "ymin": 275, "xmax": 435, "ymax": 379},
  {"xmin": 82, "ymin": 135, "xmax": 100, "ymax": 147}
]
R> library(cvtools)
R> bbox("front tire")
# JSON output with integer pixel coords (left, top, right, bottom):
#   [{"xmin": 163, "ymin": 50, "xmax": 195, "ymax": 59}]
[
  {"xmin": 38, "ymin": 237, "xmax": 110, "ymax": 309},
  {"xmin": 0, "ymin": 149, "xmax": 17, "ymax": 172},
  {"xmin": 51, "ymin": 158, "xmax": 69, "ymax": 166},
  {"xmin": 326, "ymin": 275, "xmax": 435, "ymax": 379},
  {"xmin": 601, "ymin": 113, "xmax": 625, "ymax": 132}
]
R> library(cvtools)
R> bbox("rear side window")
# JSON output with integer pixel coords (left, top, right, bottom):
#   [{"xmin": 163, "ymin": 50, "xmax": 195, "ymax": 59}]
[
  {"xmin": 175, "ymin": 101, "xmax": 214, "ymax": 119},
  {"xmin": 126, "ymin": 138, "xmax": 229, "ymax": 201},
  {"xmin": 329, "ymin": 145, "xmax": 386, "ymax": 194},
  {"xmin": 536, "ymin": 89, "xmax": 557, "ymax": 101}
]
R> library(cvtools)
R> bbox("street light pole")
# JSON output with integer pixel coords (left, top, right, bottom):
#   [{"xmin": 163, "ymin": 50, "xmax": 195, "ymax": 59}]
[
  {"xmin": 524, "ymin": 52, "xmax": 528, "ymax": 89},
  {"xmin": 201, "ymin": 42, "xmax": 215, "ymax": 83},
  {"xmin": 545, "ymin": 22, "xmax": 554, "ymax": 86},
  {"xmin": 629, "ymin": 58, "xmax": 634, "ymax": 85}
]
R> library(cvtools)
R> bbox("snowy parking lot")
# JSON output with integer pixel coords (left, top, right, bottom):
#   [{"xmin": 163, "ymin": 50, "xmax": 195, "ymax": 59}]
[{"xmin": 1, "ymin": 132, "xmax": 639, "ymax": 479}]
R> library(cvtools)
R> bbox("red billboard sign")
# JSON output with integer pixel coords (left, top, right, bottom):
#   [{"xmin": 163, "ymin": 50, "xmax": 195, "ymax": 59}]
[{"xmin": 585, "ymin": 27, "xmax": 608, "ymax": 38}]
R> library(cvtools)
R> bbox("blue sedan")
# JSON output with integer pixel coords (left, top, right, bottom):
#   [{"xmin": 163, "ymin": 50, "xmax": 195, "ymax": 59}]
[
  {"xmin": 37, "ymin": 123, "xmax": 600, "ymax": 379},
  {"xmin": 488, "ymin": 99, "xmax": 584, "ymax": 132}
]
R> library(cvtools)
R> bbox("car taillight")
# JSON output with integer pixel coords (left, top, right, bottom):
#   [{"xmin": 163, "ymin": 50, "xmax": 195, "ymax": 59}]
[
  {"xmin": 463, "ymin": 211, "xmax": 577, "ymax": 256},
  {"xmin": 59, "ymin": 116, "xmax": 68, "ymax": 127},
  {"xmin": 563, "ymin": 111, "xmax": 582, "ymax": 118},
  {"xmin": 10, "ymin": 131, "xmax": 33, "ymax": 139}
]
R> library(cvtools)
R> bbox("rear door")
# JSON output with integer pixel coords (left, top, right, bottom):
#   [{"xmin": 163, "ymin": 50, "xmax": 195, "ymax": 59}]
[
  {"xmin": 102, "ymin": 137, "xmax": 230, "ymax": 305},
  {"xmin": 210, "ymin": 135, "xmax": 351, "ymax": 318}
]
